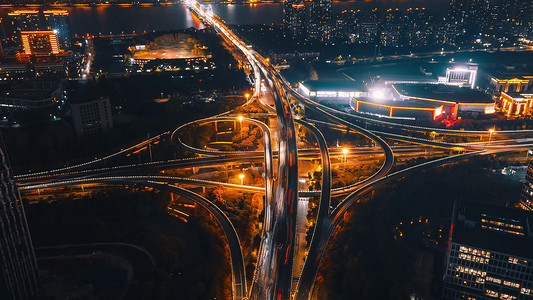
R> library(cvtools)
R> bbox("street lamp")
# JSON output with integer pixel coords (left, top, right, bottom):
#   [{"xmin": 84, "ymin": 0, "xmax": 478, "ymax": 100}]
[
  {"xmin": 245, "ymin": 93, "xmax": 250, "ymax": 102},
  {"xmin": 488, "ymin": 128, "xmax": 495, "ymax": 144},
  {"xmin": 239, "ymin": 173, "xmax": 245, "ymax": 186},
  {"xmin": 343, "ymin": 148, "xmax": 348, "ymax": 172},
  {"xmin": 237, "ymin": 115, "xmax": 243, "ymax": 131},
  {"xmin": 342, "ymin": 148, "xmax": 348, "ymax": 163}
]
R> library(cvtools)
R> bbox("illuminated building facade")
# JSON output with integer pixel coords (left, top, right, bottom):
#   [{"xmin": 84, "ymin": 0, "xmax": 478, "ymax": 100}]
[
  {"xmin": 283, "ymin": 0, "xmax": 306, "ymax": 39},
  {"xmin": 20, "ymin": 31, "xmax": 60, "ymax": 56},
  {"xmin": 445, "ymin": 65, "xmax": 478, "ymax": 89},
  {"xmin": 350, "ymin": 98, "xmax": 443, "ymax": 120},
  {"xmin": 71, "ymin": 97, "xmax": 113, "ymax": 137},
  {"xmin": 0, "ymin": 136, "xmax": 40, "ymax": 300},
  {"xmin": 499, "ymin": 92, "xmax": 533, "ymax": 116},
  {"xmin": 447, "ymin": 0, "xmax": 491, "ymax": 40},
  {"xmin": 443, "ymin": 200, "xmax": 533, "ymax": 300},
  {"xmin": 520, "ymin": 162, "xmax": 533, "ymax": 211},
  {"xmin": 488, "ymin": 74, "xmax": 533, "ymax": 98},
  {"xmin": 308, "ymin": 0, "xmax": 332, "ymax": 42},
  {"xmin": 42, "ymin": 10, "xmax": 71, "ymax": 49},
  {"xmin": 7, "ymin": 10, "xmax": 40, "ymax": 42},
  {"xmin": 7, "ymin": 10, "xmax": 71, "ymax": 50},
  {"xmin": 298, "ymin": 81, "xmax": 365, "ymax": 102},
  {"xmin": 492, "ymin": 0, "xmax": 533, "ymax": 38},
  {"xmin": 393, "ymin": 84, "xmax": 495, "ymax": 118}
]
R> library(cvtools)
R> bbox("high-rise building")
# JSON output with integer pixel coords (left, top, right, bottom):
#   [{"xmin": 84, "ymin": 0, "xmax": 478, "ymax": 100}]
[
  {"xmin": 7, "ymin": 10, "xmax": 40, "ymax": 42},
  {"xmin": 447, "ymin": 0, "xmax": 491, "ymax": 41},
  {"xmin": 520, "ymin": 162, "xmax": 533, "ymax": 211},
  {"xmin": 492, "ymin": 0, "xmax": 533, "ymax": 38},
  {"xmin": 442, "ymin": 199, "xmax": 533, "ymax": 299},
  {"xmin": 7, "ymin": 10, "xmax": 72, "ymax": 51},
  {"xmin": 71, "ymin": 97, "xmax": 113, "ymax": 137},
  {"xmin": 308, "ymin": 0, "xmax": 331, "ymax": 42},
  {"xmin": 20, "ymin": 31, "xmax": 60, "ymax": 56},
  {"xmin": 42, "ymin": 10, "xmax": 71, "ymax": 49},
  {"xmin": 283, "ymin": 0, "xmax": 306, "ymax": 39},
  {"xmin": 0, "ymin": 136, "xmax": 40, "ymax": 300}
]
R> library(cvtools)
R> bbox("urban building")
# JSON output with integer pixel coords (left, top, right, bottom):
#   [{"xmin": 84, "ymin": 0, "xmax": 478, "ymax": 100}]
[
  {"xmin": 42, "ymin": 10, "xmax": 72, "ymax": 49},
  {"xmin": 20, "ymin": 31, "xmax": 60, "ymax": 56},
  {"xmin": 393, "ymin": 84, "xmax": 495, "ymax": 118},
  {"xmin": 499, "ymin": 92, "xmax": 533, "ymax": 116},
  {"xmin": 447, "ymin": 0, "xmax": 491, "ymax": 40},
  {"xmin": 283, "ymin": 0, "xmax": 306, "ymax": 39},
  {"xmin": 0, "ymin": 80, "xmax": 62, "ymax": 111},
  {"xmin": 487, "ymin": 73, "xmax": 533, "ymax": 98},
  {"xmin": 0, "ymin": 136, "xmax": 40, "ymax": 300},
  {"xmin": 7, "ymin": 10, "xmax": 40, "ymax": 42},
  {"xmin": 492, "ymin": 0, "xmax": 533, "ymax": 39},
  {"xmin": 6, "ymin": 10, "xmax": 71, "ymax": 51},
  {"xmin": 443, "ymin": 199, "xmax": 533, "ymax": 299},
  {"xmin": 356, "ymin": 22, "xmax": 378, "ymax": 44},
  {"xmin": 308, "ymin": 0, "xmax": 332, "ymax": 42},
  {"xmin": 350, "ymin": 98, "xmax": 443, "ymax": 120},
  {"xmin": 71, "ymin": 97, "xmax": 113, "ymax": 137},
  {"xmin": 444, "ymin": 65, "xmax": 478, "ymax": 89},
  {"xmin": 520, "ymin": 162, "xmax": 533, "ymax": 211},
  {"xmin": 298, "ymin": 80, "xmax": 365, "ymax": 102}
]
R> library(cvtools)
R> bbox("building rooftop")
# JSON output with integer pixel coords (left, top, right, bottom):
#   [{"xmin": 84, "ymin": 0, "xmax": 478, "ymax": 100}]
[
  {"xmin": 393, "ymin": 83, "xmax": 494, "ymax": 104},
  {"xmin": 355, "ymin": 97, "xmax": 442, "ymax": 109},
  {"xmin": 300, "ymin": 80, "xmax": 365, "ymax": 92},
  {"xmin": 488, "ymin": 71, "xmax": 533, "ymax": 81},
  {"xmin": 375, "ymin": 74, "xmax": 438, "ymax": 83},
  {"xmin": 1, "ymin": 80, "xmax": 61, "ymax": 100},
  {"xmin": 451, "ymin": 199, "xmax": 533, "ymax": 259}
]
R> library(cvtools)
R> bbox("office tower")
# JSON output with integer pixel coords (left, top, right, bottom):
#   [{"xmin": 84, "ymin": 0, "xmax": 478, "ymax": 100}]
[
  {"xmin": 380, "ymin": 9, "xmax": 403, "ymax": 47},
  {"xmin": 7, "ymin": 10, "xmax": 72, "ymax": 51},
  {"xmin": 283, "ymin": 0, "xmax": 306, "ymax": 39},
  {"xmin": 7, "ymin": 10, "xmax": 40, "ymax": 42},
  {"xmin": 20, "ymin": 31, "xmax": 60, "ymax": 56},
  {"xmin": 0, "ymin": 136, "xmax": 40, "ymax": 300},
  {"xmin": 71, "ymin": 97, "xmax": 114, "ymax": 137},
  {"xmin": 520, "ymin": 162, "xmax": 533, "ymax": 211},
  {"xmin": 493, "ymin": 0, "xmax": 533, "ymax": 38},
  {"xmin": 447, "ymin": 0, "xmax": 491, "ymax": 40},
  {"xmin": 442, "ymin": 199, "xmax": 533, "ymax": 299},
  {"xmin": 42, "ymin": 10, "xmax": 71, "ymax": 49},
  {"xmin": 308, "ymin": 0, "xmax": 331, "ymax": 42}
]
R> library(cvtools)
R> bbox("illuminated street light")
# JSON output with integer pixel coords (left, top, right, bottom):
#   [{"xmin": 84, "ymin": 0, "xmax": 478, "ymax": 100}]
[
  {"xmin": 245, "ymin": 93, "xmax": 250, "ymax": 102},
  {"xmin": 239, "ymin": 173, "xmax": 245, "ymax": 186},
  {"xmin": 488, "ymin": 128, "xmax": 495, "ymax": 144},
  {"xmin": 237, "ymin": 115, "xmax": 243, "ymax": 131},
  {"xmin": 342, "ymin": 148, "xmax": 348, "ymax": 163},
  {"xmin": 343, "ymin": 148, "xmax": 348, "ymax": 172}
]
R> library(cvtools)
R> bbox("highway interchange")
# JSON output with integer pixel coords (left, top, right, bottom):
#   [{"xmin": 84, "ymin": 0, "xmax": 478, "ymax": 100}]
[{"xmin": 16, "ymin": 3, "xmax": 533, "ymax": 300}]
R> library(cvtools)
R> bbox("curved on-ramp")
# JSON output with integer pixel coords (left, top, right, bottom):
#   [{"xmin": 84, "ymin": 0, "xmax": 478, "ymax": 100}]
[{"xmin": 21, "ymin": 177, "xmax": 247, "ymax": 300}]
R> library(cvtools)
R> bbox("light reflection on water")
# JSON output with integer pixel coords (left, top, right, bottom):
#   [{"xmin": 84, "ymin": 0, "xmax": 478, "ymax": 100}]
[{"xmin": 0, "ymin": 1, "xmax": 446, "ymax": 35}]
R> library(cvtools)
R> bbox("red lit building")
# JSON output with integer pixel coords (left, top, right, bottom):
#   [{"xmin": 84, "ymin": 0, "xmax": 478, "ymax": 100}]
[
  {"xmin": 393, "ymin": 84, "xmax": 495, "ymax": 119},
  {"xmin": 350, "ymin": 98, "xmax": 443, "ymax": 120}
]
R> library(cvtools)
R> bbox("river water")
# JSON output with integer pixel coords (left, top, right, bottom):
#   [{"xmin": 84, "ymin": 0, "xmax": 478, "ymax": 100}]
[{"xmin": 0, "ymin": 1, "xmax": 448, "ymax": 36}]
